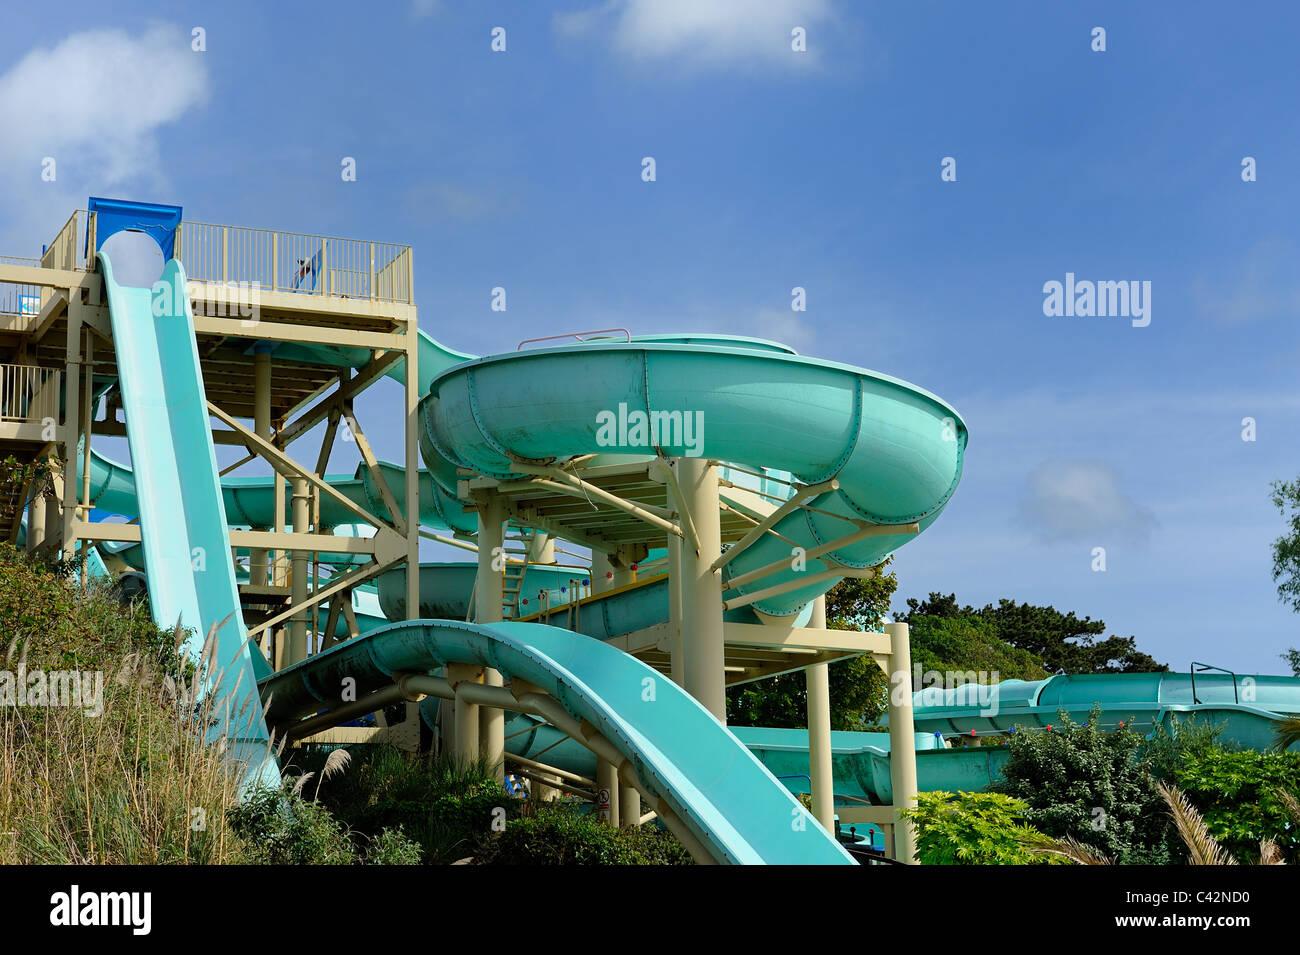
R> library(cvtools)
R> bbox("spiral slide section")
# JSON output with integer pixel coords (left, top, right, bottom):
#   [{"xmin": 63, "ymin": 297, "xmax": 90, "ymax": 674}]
[{"xmin": 422, "ymin": 342, "xmax": 967, "ymax": 616}]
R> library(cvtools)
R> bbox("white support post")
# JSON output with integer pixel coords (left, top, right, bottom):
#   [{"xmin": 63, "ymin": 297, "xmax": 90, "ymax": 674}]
[
  {"xmin": 288, "ymin": 477, "xmax": 310, "ymax": 663},
  {"xmin": 675, "ymin": 456, "xmax": 726, "ymax": 720},
  {"xmin": 475, "ymin": 495, "xmax": 506, "ymax": 780},
  {"xmin": 806, "ymin": 595, "xmax": 835, "ymax": 834},
  {"xmin": 596, "ymin": 759, "xmax": 619, "ymax": 825},
  {"xmin": 619, "ymin": 782, "xmax": 641, "ymax": 828},
  {"xmin": 885, "ymin": 620, "xmax": 918, "ymax": 863},
  {"xmin": 249, "ymin": 350, "xmax": 271, "ymax": 587}
]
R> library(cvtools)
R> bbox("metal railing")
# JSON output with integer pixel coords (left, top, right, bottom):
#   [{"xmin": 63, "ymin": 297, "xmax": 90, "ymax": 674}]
[
  {"xmin": 41, "ymin": 210, "xmax": 95, "ymax": 272},
  {"xmin": 0, "ymin": 256, "xmax": 42, "ymax": 333},
  {"xmin": 0, "ymin": 364, "xmax": 61, "ymax": 425},
  {"xmin": 177, "ymin": 221, "xmax": 413, "ymax": 304}
]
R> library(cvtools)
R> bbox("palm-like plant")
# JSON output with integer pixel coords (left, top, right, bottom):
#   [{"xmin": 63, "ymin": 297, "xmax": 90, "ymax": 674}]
[
  {"xmin": 1274, "ymin": 717, "xmax": 1300, "ymax": 752},
  {"xmin": 1030, "ymin": 782, "xmax": 1297, "ymax": 865}
]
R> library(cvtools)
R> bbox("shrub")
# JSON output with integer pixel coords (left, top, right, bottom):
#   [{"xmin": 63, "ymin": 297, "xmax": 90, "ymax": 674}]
[
  {"xmin": 1171, "ymin": 748, "xmax": 1300, "ymax": 863},
  {"xmin": 297, "ymin": 745, "xmax": 508, "ymax": 863},
  {"xmin": 473, "ymin": 802, "xmax": 695, "ymax": 865},
  {"xmin": 993, "ymin": 706, "xmax": 1174, "ymax": 864},
  {"xmin": 228, "ymin": 788, "xmax": 356, "ymax": 864},
  {"xmin": 900, "ymin": 791, "xmax": 1062, "ymax": 865}
]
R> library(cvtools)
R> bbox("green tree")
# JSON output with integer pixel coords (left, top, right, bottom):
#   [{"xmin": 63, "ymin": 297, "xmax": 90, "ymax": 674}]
[
  {"xmin": 899, "ymin": 593, "xmax": 1166, "ymax": 673},
  {"xmin": 1280, "ymin": 647, "xmax": 1300, "ymax": 678},
  {"xmin": 909, "ymin": 614, "xmax": 1048, "ymax": 683},
  {"xmin": 724, "ymin": 559, "xmax": 896, "ymax": 729},
  {"xmin": 1270, "ymin": 477, "xmax": 1300, "ymax": 612}
]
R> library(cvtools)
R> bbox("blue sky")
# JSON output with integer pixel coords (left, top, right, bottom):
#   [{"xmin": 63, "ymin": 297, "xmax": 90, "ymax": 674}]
[{"xmin": 2, "ymin": 1, "xmax": 1299, "ymax": 671}]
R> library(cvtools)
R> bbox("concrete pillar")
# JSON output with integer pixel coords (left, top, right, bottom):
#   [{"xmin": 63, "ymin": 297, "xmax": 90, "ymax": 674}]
[
  {"xmin": 675, "ymin": 457, "xmax": 726, "ymax": 720},
  {"xmin": 454, "ymin": 677, "xmax": 480, "ymax": 762},
  {"xmin": 27, "ymin": 491, "xmax": 46, "ymax": 553},
  {"xmin": 287, "ymin": 477, "xmax": 310, "ymax": 663},
  {"xmin": 806, "ymin": 595, "xmax": 835, "ymax": 833},
  {"xmin": 885, "ymin": 621, "xmax": 918, "ymax": 863},
  {"xmin": 475, "ymin": 496, "xmax": 505, "ymax": 780},
  {"xmin": 596, "ymin": 758, "xmax": 619, "ymax": 825},
  {"xmin": 590, "ymin": 550, "xmax": 615, "ymax": 595},
  {"xmin": 249, "ymin": 350, "xmax": 271, "ymax": 587},
  {"xmin": 619, "ymin": 782, "xmax": 641, "ymax": 828}
]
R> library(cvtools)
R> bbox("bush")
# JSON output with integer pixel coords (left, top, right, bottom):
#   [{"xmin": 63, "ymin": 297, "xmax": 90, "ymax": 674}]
[
  {"xmin": 900, "ymin": 791, "xmax": 1062, "ymax": 865},
  {"xmin": 297, "ymin": 745, "xmax": 509, "ymax": 863},
  {"xmin": 1171, "ymin": 748, "xmax": 1300, "ymax": 863},
  {"xmin": 473, "ymin": 802, "xmax": 695, "ymax": 865},
  {"xmin": 993, "ymin": 706, "xmax": 1174, "ymax": 864},
  {"xmin": 228, "ymin": 788, "xmax": 356, "ymax": 864}
]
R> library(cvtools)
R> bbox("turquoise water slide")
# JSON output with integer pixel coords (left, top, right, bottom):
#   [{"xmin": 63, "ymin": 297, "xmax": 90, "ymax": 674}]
[
  {"xmin": 905, "ymin": 672, "xmax": 1300, "ymax": 752},
  {"xmin": 422, "ymin": 342, "xmax": 967, "ymax": 616},
  {"xmin": 262, "ymin": 619, "xmax": 855, "ymax": 864},
  {"xmin": 98, "ymin": 237, "xmax": 274, "ymax": 783}
]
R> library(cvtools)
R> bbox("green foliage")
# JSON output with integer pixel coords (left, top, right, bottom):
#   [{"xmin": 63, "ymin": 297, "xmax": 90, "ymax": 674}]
[
  {"xmin": 899, "ymin": 592, "xmax": 1166, "ymax": 673},
  {"xmin": 0, "ymin": 543, "xmax": 183, "ymax": 676},
  {"xmin": 1171, "ymin": 748, "xmax": 1300, "ymax": 863},
  {"xmin": 365, "ymin": 827, "xmax": 423, "ymax": 865},
  {"xmin": 909, "ymin": 614, "xmax": 1048, "ymax": 683},
  {"xmin": 1270, "ymin": 477, "xmax": 1300, "ymax": 613},
  {"xmin": 993, "ymin": 707, "xmax": 1174, "ymax": 864},
  {"xmin": 228, "ymin": 788, "xmax": 357, "ymax": 864},
  {"xmin": 473, "ymin": 803, "xmax": 694, "ymax": 865},
  {"xmin": 1281, "ymin": 647, "xmax": 1300, "ymax": 678},
  {"xmin": 298, "ymin": 745, "xmax": 507, "ymax": 864},
  {"xmin": 725, "ymin": 560, "xmax": 896, "ymax": 729},
  {"xmin": 900, "ymin": 791, "xmax": 1062, "ymax": 865}
]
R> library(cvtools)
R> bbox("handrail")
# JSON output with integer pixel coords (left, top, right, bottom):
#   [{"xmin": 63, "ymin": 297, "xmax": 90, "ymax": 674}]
[
  {"xmin": 1189, "ymin": 661, "xmax": 1239, "ymax": 705},
  {"xmin": 517, "ymin": 328, "xmax": 632, "ymax": 350}
]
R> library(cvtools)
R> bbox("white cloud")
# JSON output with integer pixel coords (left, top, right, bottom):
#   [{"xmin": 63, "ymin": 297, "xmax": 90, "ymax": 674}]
[
  {"xmin": 1192, "ymin": 237, "xmax": 1300, "ymax": 325},
  {"xmin": 751, "ymin": 306, "xmax": 815, "ymax": 351},
  {"xmin": 410, "ymin": 0, "xmax": 442, "ymax": 20},
  {"xmin": 0, "ymin": 24, "xmax": 207, "ymax": 254},
  {"xmin": 1020, "ymin": 459, "xmax": 1156, "ymax": 544},
  {"xmin": 554, "ymin": 0, "xmax": 836, "ymax": 70}
]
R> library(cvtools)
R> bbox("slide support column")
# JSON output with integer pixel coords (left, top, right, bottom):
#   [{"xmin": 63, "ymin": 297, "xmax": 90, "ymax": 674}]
[
  {"xmin": 249, "ymin": 349, "xmax": 271, "ymax": 588},
  {"xmin": 288, "ymin": 477, "xmax": 310, "ymax": 663},
  {"xmin": 475, "ymin": 494, "xmax": 506, "ymax": 780},
  {"xmin": 886, "ymin": 620, "xmax": 918, "ymax": 863},
  {"xmin": 675, "ymin": 456, "xmax": 726, "ymax": 721},
  {"xmin": 806, "ymin": 595, "xmax": 835, "ymax": 833}
]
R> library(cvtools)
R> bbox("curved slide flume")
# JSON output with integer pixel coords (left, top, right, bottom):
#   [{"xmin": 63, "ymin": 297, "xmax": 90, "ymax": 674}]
[
  {"xmin": 422, "ymin": 342, "xmax": 967, "ymax": 616},
  {"xmin": 262, "ymin": 618, "xmax": 855, "ymax": 864}
]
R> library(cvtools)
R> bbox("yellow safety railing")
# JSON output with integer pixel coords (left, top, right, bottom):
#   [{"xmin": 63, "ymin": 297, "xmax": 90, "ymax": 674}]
[
  {"xmin": 40, "ymin": 210, "xmax": 95, "ymax": 272},
  {"xmin": 176, "ymin": 221, "xmax": 414, "ymax": 304},
  {"xmin": 0, "ymin": 364, "xmax": 61, "ymax": 425}
]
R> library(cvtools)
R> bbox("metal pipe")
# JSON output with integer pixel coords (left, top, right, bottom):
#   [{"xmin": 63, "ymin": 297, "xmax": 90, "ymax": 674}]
[
  {"xmin": 281, "ymin": 684, "xmax": 409, "ymax": 741},
  {"xmin": 249, "ymin": 350, "xmax": 271, "ymax": 588},
  {"xmin": 288, "ymin": 477, "xmax": 310, "ymax": 663}
]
